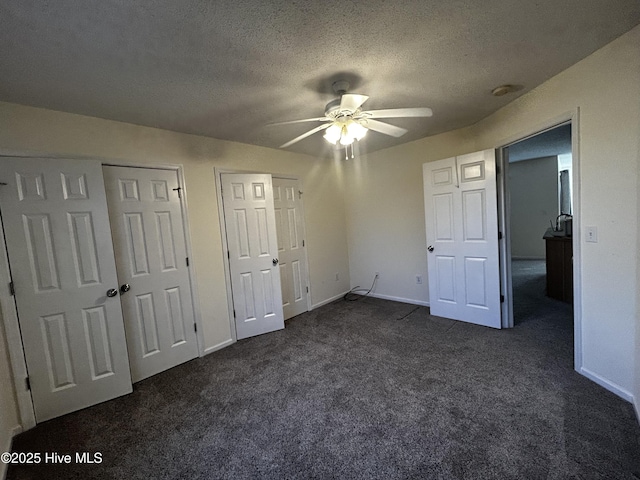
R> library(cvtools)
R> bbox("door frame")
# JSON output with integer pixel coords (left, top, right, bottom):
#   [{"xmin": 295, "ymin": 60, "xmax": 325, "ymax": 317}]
[
  {"xmin": 0, "ymin": 207, "xmax": 36, "ymax": 430},
  {"xmin": 214, "ymin": 168, "xmax": 312, "ymax": 341},
  {"xmin": 495, "ymin": 109, "xmax": 583, "ymax": 372},
  {"xmin": 0, "ymin": 155, "xmax": 204, "ymax": 430}
]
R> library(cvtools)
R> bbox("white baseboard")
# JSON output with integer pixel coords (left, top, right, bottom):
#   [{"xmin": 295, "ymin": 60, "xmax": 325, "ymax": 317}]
[
  {"xmin": 203, "ymin": 338, "xmax": 235, "ymax": 356},
  {"xmin": 579, "ymin": 367, "xmax": 633, "ymax": 402},
  {"xmin": 311, "ymin": 291, "xmax": 350, "ymax": 310},
  {"xmin": 358, "ymin": 292, "xmax": 430, "ymax": 307},
  {"xmin": 511, "ymin": 256, "xmax": 545, "ymax": 260}
]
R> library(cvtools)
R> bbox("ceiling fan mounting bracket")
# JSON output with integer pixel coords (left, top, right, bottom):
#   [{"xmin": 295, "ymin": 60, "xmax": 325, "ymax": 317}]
[
  {"xmin": 332, "ymin": 80, "xmax": 350, "ymax": 96},
  {"xmin": 325, "ymin": 98, "xmax": 352, "ymax": 118}
]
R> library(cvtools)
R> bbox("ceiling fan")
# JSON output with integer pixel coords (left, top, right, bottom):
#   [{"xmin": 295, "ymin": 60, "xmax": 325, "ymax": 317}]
[{"xmin": 270, "ymin": 80, "xmax": 433, "ymax": 156}]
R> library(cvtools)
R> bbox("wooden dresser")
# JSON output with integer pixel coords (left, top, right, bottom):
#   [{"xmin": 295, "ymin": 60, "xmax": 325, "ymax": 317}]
[{"xmin": 544, "ymin": 236, "xmax": 573, "ymax": 303}]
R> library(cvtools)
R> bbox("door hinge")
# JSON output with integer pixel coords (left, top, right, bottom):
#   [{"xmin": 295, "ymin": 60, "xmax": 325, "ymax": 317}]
[
  {"xmin": 227, "ymin": 250, "xmax": 230, "ymax": 260},
  {"xmin": 498, "ymin": 231, "xmax": 503, "ymax": 240},
  {"xmin": 172, "ymin": 186, "xmax": 182, "ymax": 199},
  {"xmin": 302, "ymin": 240, "xmax": 305, "ymax": 247},
  {"xmin": 500, "ymin": 295, "xmax": 505, "ymax": 303},
  {"xmin": 25, "ymin": 376, "xmax": 30, "ymax": 391},
  {"xmin": 193, "ymin": 323, "xmax": 197, "ymax": 333},
  {"xmin": 233, "ymin": 309, "xmax": 236, "ymax": 318},
  {"xmin": 186, "ymin": 257, "xmax": 190, "ymax": 267},
  {"xmin": 9, "ymin": 281, "xmax": 14, "ymax": 296},
  {"xmin": 306, "ymin": 286, "xmax": 309, "ymax": 293}
]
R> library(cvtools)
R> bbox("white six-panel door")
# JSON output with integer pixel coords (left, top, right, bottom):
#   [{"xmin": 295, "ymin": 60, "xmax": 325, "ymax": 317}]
[
  {"xmin": 423, "ymin": 150, "xmax": 502, "ymax": 328},
  {"xmin": 272, "ymin": 178, "xmax": 309, "ymax": 320},
  {"xmin": 103, "ymin": 166, "xmax": 199, "ymax": 382},
  {"xmin": 0, "ymin": 158, "xmax": 133, "ymax": 422},
  {"xmin": 221, "ymin": 173, "xmax": 284, "ymax": 340}
]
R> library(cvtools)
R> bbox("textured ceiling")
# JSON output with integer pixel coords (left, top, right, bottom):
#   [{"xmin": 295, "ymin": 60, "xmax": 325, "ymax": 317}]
[
  {"xmin": 1, "ymin": 1, "xmax": 639, "ymax": 158},
  {"xmin": 509, "ymin": 124, "xmax": 572, "ymax": 162}
]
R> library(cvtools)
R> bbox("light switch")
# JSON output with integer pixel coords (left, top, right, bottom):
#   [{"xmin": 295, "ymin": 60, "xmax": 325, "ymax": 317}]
[{"xmin": 586, "ymin": 226, "xmax": 598, "ymax": 243}]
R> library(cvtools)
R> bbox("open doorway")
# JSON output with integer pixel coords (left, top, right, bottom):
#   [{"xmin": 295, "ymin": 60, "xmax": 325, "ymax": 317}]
[{"xmin": 503, "ymin": 123, "xmax": 574, "ymax": 331}]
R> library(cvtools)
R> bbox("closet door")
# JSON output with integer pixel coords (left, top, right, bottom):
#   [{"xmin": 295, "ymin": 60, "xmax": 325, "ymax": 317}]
[
  {"xmin": 273, "ymin": 177, "xmax": 309, "ymax": 320},
  {"xmin": 103, "ymin": 166, "xmax": 199, "ymax": 382},
  {"xmin": 221, "ymin": 173, "xmax": 284, "ymax": 339},
  {"xmin": 0, "ymin": 158, "xmax": 132, "ymax": 422}
]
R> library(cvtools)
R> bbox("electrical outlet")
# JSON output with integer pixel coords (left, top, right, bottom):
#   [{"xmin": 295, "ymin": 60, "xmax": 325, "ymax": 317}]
[
  {"xmin": 586, "ymin": 226, "xmax": 598, "ymax": 243},
  {"xmin": 416, "ymin": 274, "xmax": 423, "ymax": 285}
]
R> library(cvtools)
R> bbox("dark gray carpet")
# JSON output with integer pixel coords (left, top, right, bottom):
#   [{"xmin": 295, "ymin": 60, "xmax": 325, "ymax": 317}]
[
  {"xmin": 7, "ymin": 271, "xmax": 640, "ymax": 479},
  {"xmin": 511, "ymin": 258, "xmax": 563, "ymax": 326}
]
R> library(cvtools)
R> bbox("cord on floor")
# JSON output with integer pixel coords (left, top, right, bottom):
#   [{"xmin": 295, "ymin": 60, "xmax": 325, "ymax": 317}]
[
  {"xmin": 344, "ymin": 273, "xmax": 379, "ymax": 301},
  {"xmin": 396, "ymin": 306, "xmax": 420, "ymax": 321}
]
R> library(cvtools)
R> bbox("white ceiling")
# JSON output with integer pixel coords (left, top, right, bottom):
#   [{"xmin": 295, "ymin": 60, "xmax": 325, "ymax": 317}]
[{"xmin": 1, "ymin": 1, "xmax": 639, "ymax": 158}]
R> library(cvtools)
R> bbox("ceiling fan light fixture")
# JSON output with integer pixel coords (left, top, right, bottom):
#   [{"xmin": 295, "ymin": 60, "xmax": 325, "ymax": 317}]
[
  {"xmin": 323, "ymin": 124, "xmax": 342, "ymax": 144},
  {"xmin": 324, "ymin": 120, "xmax": 366, "ymax": 146},
  {"xmin": 339, "ymin": 125, "xmax": 354, "ymax": 146},
  {"xmin": 347, "ymin": 121, "xmax": 367, "ymax": 141}
]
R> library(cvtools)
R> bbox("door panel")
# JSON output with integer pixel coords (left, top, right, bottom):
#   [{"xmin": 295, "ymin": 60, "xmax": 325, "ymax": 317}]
[
  {"xmin": 462, "ymin": 190, "xmax": 486, "ymax": 240},
  {"xmin": 272, "ymin": 178, "xmax": 309, "ymax": 320},
  {"xmin": 222, "ymin": 173, "xmax": 284, "ymax": 339},
  {"xmin": 435, "ymin": 256, "xmax": 456, "ymax": 302},
  {"xmin": 423, "ymin": 150, "xmax": 501, "ymax": 328},
  {"xmin": 103, "ymin": 166, "xmax": 198, "ymax": 382},
  {"xmin": 0, "ymin": 158, "xmax": 132, "ymax": 422},
  {"xmin": 434, "ymin": 194, "xmax": 454, "ymax": 241},
  {"xmin": 82, "ymin": 306, "xmax": 114, "ymax": 378}
]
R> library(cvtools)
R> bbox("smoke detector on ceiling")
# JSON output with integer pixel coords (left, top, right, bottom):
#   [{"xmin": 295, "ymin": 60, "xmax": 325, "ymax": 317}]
[{"xmin": 491, "ymin": 84, "xmax": 517, "ymax": 96}]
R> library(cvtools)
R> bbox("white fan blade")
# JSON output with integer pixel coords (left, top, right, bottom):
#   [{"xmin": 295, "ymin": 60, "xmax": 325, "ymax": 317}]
[
  {"xmin": 340, "ymin": 94, "xmax": 369, "ymax": 112},
  {"xmin": 268, "ymin": 117, "xmax": 330, "ymax": 126},
  {"xmin": 365, "ymin": 107, "xmax": 433, "ymax": 119},
  {"xmin": 365, "ymin": 119, "xmax": 408, "ymax": 138},
  {"xmin": 279, "ymin": 123, "xmax": 331, "ymax": 148}
]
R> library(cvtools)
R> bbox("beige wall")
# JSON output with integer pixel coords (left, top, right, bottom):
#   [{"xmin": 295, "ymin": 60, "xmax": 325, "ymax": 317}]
[
  {"xmin": 0, "ymin": 101, "xmax": 351, "ymax": 438},
  {"xmin": 344, "ymin": 127, "xmax": 476, "ymax": 305},
  {"xmin": 509, "ymin": 156, "xmax": 559, "ymax": 259},
  {"xmin": 345, "ymin": 25, "xmax": 640, "ymax": 403},
  {"xmin": 471, "ymin": 25, "xmax": 639, "ymax": 399},
  {"xmin": 636, "ymin": 134, "xmax": 640, "ymax": 420}
]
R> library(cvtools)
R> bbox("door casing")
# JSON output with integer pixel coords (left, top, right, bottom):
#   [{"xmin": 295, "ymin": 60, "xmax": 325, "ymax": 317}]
[
  {"xmin": 0, "ymin": 156, "xmax": 204, "ymax": 430},
  {"xmin": 495, "ymin": 110, "xmax": 582, "ymax": 373}
]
